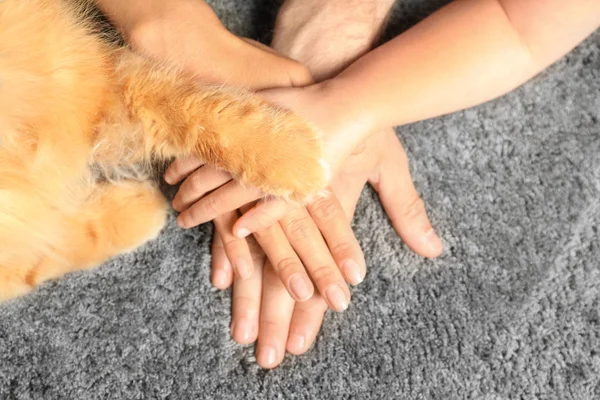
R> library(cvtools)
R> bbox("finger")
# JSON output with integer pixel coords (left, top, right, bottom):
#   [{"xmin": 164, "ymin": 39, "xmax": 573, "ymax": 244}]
[
  {"xmin": 164, "ymin": 155, "xmax": 205, "ymax": 185},
  {"xmin": 252, "ymin": 220, "xmax": 315, "ymax": 302},
  {"xmin": 280, "ymin": 208, "xmax": 351, "ymax": 312},
  {"xmin": 286, "ymin": 293, "xmax": 328, "ymax": 355},
  {"xmin": 240, "ymin": 38, "xmax": 314, "ymax": 88},
  {"xmin": 172, "ymin": 167, "xmax": 232, "ymax": 212},
  {"xmin": 256, "ymin": 261, "xmax": 295, "ymax": 369},
  {"xmin": 176, "ymin": 181, "xmax": 261, "ymax": 229},
  {"xmin": 211, "ymin": 231, "xmax": 234, "ymax": 289},
  {"xmin": 214, "ymin": 211, "xmax": 254, "ymax": 280},
  {"xmin": 308, "ymin": 194, "xmax": 366, "ymax": 286},
  {"xmin": 233, "ymin": 198, "xmax": 292, "ymax": 238},
  {"xmin": 231, "ymin": 242, "xmax": 264, "ymax": 345},
  {"xmin": 370, "ymin": 131, "xmax": 443, "ymax": 258}
]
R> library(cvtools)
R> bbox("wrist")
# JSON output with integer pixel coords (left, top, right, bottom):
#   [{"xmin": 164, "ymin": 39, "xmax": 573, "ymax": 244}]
[
  {"xmin": 315, "ymin": 78, "xmax": 376, "ymax": 135},
  {"xmin": 307, "ymin": 79, "xmax": 377, "ymax": 171},
  {"xmin": 272, "ymin": 0, "xmax": 395, "ymax": 80}
]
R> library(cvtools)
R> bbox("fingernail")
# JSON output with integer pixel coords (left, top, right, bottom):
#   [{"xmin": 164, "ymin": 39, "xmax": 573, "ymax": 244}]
[
  {"xmin": 236, "ymin": 228, "xmax": 250, "ymax": 239},
  {"xmin": 232, "ymin": 319, "xmax": 254, "ymax": 343},
  {"xmin": 234, "ymin": 259, "xmax": 252, "ymax": 280},
  {"xmin": 325, "ymin": 284, "xmax": 349, "ymax": 312},
  {"xmin": 213, "ymin": 269, "xmax": 229, "ymax": 288},
  {"xmin": 424, "ymin": 229, "xmax": 443, "ymax": 256},
  {"xmin": 259, "ymin": 346, "xmax": 278, "ymax": 368},
  {"xmin": 341, "ymin": 260, "xmax": 364, "ymax": 286},
  {"xmin": 288, "ymin": 333, "xmax": 306, "ymax": 353},
  {"xmin": 289, "ymin": 273, "xmax": 313, "ymax": 301}
]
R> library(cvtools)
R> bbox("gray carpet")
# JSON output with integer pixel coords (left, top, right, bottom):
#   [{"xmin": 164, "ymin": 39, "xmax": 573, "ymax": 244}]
[{"xmin": 1, "ymin": 1, "xmax": 599, "ymax": 398}]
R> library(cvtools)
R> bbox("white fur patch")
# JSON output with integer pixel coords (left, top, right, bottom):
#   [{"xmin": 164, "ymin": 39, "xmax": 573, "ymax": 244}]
[{"xmin": 320, "ymin": 158, "xmax": 332, "ymax": 183}]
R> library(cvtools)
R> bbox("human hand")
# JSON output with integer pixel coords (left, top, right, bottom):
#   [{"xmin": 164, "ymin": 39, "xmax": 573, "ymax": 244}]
[
  {"xmin": 128, "ymin": 0, "xmax": 366, "ymax": 306},
  {"xmin": 167, "ymin": 160, "xmax": 364, "ymax": 310},
  {"xmin": 210, "ymin": 128, "xmax": 442, "ymax": 368},
  {"xmin": 213, "ymin": 0, "xmax": 440, "ymax": 369},
  {"xmin": 168, "ymin": 81, "xmax": 374, "ymax": 233},
  {"xmin": 122, "ymin": 0, "xmax": 311, "ymax": 90}
]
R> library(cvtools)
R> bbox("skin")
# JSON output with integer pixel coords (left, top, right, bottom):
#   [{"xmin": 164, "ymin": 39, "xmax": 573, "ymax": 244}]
[
  {"xmin": 96, "ymin": 0, "xmax": 369, "ymax": 308},
  {"xmin": 159, "ymin": 0, "xmax": 599, "ymax": 368},
  {"xmin": 96, "ymin": 0, "xmax": 442, "ymax": 368},
  {"xmin": 174, "ymin": 0, "xmax": 600, "ymax": 240},
  {"xmin": 319, "ymin": 0, "xmax": 600, "ymax": 131},
  {"xmin": 95, "ymin": 0, "xmax": 311, "ymax": 89},
  {"xmin": 167, "ymin": 0, "xmax": 443, "ymax": 368}
]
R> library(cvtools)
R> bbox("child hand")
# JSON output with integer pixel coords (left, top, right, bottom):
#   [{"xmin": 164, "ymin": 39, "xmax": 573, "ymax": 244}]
[{"xmin": 169, "ymin": 82, "xmax": 376, "ymax": 235}]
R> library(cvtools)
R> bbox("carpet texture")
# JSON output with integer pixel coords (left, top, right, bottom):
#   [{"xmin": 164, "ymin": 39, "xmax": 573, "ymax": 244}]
[{"xmin": 1, "ymin": 1, "xmax": 599, "ymax": 399}]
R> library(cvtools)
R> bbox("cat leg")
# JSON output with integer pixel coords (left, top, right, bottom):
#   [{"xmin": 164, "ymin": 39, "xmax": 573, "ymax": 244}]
[
  {"xmin": 62, "ymin": 180, "xmax": 168, "ymax": 269},
  {"xmin": 1, "ymin": 181, "xmax": 168, "ymax": 300},
  {"xmin": 100, "ymin": 51, "xmax": 329, "ymax": 202}
]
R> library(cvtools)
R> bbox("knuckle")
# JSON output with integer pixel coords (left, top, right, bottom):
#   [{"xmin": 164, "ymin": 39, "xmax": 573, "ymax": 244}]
[
  {"xmin": 202, "ymin": 194, "xmax": 221, "ymax": 217},
  {"xmin": 233, "ymin": 295, "xmax": 260, "ymax": 310},
  {"xmin": 252, "ymin": 224, "xmax": 276, "ymax": 240},
  {"xmin": 189, "ymin": 172, "xmax": 206, "ymax": 194},
  {"xmin": 223, "ymin": 237, "xmax": 243, "ymax": 251},
  {"xmin": 286, "ymin": 217, "xmax": 311, "ymax": 240},
  {"xmin": 253, "ymin": 213, "xmax": 277, "ymax": 233},
  {"xmin": 402, "ymin": 195, "xmax": 427, "ymax": 221},
  {"xmin": 275, "ymin": 257, "xmax": 301, "ymax": 276},
  {"xmin": 309, "ymin": 264, "xmax": 337, "ymax": 284},
  {"xmin": 328, "ymin": 241, "xmax": 355, "ymax": 258},
  {"xmin": 259, "ymin": 319, "xmax": 284, "ymax": 333},
  {"xmin": 309, "ymin": 197, "xmax": 340, "ymax": 222}
]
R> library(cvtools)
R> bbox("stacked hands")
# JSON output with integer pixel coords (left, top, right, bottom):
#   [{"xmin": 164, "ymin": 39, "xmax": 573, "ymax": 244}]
[
  {"xmin": 123, "ymin": 0, "xmax": 441, "ymax": 369},
  {"xmin": 101, "ymin": 0, "xmax": 599, "ymax": 369}
]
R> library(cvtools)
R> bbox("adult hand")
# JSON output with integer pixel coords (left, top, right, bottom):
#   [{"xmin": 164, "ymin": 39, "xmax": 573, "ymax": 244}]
[
  {"xmin": 219, "ymin": 0, "xmax": 441, "ymax": 369},
  {"xmin": 168, "ymin": 81, "xmax": 374, "ymax": 236},
  {"xmin": 125, "ymin": 1, "xmax": 366, "ymax": 304},
  {"xmin": 118, "ymin": 0, "xmax": 311, "ymax": 90},
  {"xmin": 209, "ymin": 127, "xmax": 442, "ymax": 368},
  {"xmin": 165, "ymin": 0, "xmax": 398, "ymax": 233},
  {"xmin": 166, "ymin": 166, "xmax": 364, "ymax": 311}
]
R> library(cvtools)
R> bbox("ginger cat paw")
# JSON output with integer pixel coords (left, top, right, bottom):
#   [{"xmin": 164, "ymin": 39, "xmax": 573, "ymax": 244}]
[
  {"xmin": 196, "ymin": 93, "xmax": 331, "ymax": 202},
  {"xmin": 233, "ymin": 110, "xmax": 330, "ymax": 202},
  {"xmin": 88, "ymin": 181, "xmax": 168, "ymax": 256}
]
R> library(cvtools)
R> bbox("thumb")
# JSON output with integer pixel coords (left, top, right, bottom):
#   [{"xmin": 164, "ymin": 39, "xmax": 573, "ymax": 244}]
[{"xmin": 369, "ymin": 133, "xmax": 443, "ymax": 258}]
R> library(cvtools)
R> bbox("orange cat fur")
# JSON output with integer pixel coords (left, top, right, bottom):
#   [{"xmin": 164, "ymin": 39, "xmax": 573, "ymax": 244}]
[{"xmin": 0, "ymin": 0, "xmax": 328, "ymax": 301}]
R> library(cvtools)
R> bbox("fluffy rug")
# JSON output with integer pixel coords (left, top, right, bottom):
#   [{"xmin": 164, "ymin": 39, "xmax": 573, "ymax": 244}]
[{"xmin": 1, "ymin": 1, "xmax": 599, "ymax": 398}]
